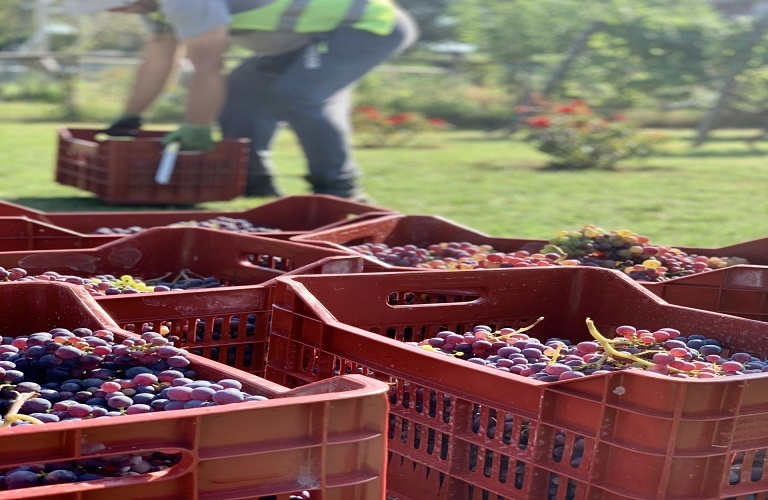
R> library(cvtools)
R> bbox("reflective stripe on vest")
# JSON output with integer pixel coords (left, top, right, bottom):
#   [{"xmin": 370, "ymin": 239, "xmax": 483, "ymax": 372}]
[{"xmin": 229, "ymin": 0, "xmax": 396, "ymax": 36}]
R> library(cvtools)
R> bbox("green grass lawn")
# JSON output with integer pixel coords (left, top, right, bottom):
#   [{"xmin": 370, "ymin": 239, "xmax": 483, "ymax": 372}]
[{"xmin": 1, "ymin": 105, "xmax": 767, "ymax": 248}]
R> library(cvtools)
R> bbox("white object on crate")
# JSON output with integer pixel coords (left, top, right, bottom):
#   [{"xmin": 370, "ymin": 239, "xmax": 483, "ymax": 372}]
[{"xmin": 155, "ymin": 141, "xmax": 180, "ymax": 184}]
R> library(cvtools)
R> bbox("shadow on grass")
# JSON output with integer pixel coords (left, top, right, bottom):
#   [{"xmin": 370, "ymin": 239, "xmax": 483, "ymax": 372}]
[
  {"xmin": 534, "ymin": 163, "xmax": 681, "ymax": 173},
  {"xmin": 471, "ymin": 161, "xmax": 681, "ymax": 173},
  {"xmin": 9, "ymin": 197, "xmax": 200, "ymax": 212},
  {"xmin": 654, "ymin": 148, "xmax": 768, "ymax": 158},
  {"xmin": 451, "ymin": 132, "xmax": 513, "ymax": 142}
]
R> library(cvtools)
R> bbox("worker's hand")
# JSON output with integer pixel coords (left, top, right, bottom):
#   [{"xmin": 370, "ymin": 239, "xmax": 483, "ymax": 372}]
[
  {"xmin": 162, "ymin": 124, "xmax": 215, "ymax": 152},
  {"xmin": 103, "ymin": 115, "xmax": 143, "ymax": 137}
]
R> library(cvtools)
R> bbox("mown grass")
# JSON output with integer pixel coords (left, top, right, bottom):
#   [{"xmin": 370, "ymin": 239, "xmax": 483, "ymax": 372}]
[{"xmin": 1, "ymin": 103, "xmax": 767, "ymax": 248}]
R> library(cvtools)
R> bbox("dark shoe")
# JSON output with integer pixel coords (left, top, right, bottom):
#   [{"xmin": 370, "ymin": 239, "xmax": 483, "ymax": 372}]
[
  {"xmin": 244, "ymin": 175, "xmax": 282, "ymax": 197},
  {"xmin": 305, "ymin": 175, "xmax": 371, "ymax": 203}
]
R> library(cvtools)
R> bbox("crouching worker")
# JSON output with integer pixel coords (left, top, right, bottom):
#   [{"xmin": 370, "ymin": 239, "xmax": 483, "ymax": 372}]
[{"xmin": 65, "ymin": 0, "xmax": 418, "ymax": 200}]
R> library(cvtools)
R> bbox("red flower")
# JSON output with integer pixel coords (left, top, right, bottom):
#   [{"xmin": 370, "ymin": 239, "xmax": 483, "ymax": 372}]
[
  {"xmin": 525, "ymin": 116, "xmax": 552, "ymax": 128},
  {"xmin": 387, "ymin": 113, "xmax": 415, "ymax": 125},
  {"xmin": 611, "ymin": 113, "xmax": 627, "ymax": 121},
  {"xmin": 556, "ymin": 105, "xmax": 578, "ymax": 114},
  {"xmin": 429, "ymin": 117, "xmax": 448, "ymax": 128},
  {"xmin": 356, "ymin": 106, "xmax": 381, "ymax": 120}
]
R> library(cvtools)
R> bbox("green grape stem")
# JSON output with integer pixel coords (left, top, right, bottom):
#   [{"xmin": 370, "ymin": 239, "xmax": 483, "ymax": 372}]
[
  {"xmin": 513, "ymin": 316, "xmax": 545, "ymax": 336},
  {"xmin": 544, "ymin": 245, "xmax": 568, "ymax": 263},
  {"xmin": 1, "ymin": 391, "xmax": 44, "ymax": 427},
  {"xmin": 585, "ymin": 318, "xmax": 690, "ymax": 374},
  {"xmin": 547, "ymin": 343, "xmax": 565, "ymax": 364},
  {"xmin": 585, "ymin": 318, "xmax": 654, "ymax": 368}
]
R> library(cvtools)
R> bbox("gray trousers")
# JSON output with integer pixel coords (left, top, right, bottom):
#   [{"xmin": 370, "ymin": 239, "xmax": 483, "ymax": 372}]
[{"xmin": 219, "ymin": 9, "xmax": 418, "ymax": 196}]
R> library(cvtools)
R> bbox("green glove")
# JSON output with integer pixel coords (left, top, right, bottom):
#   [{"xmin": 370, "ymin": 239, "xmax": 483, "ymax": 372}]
[{"xmin": 162, "ymin": 123, "xmax": 215, "ymax": 151}]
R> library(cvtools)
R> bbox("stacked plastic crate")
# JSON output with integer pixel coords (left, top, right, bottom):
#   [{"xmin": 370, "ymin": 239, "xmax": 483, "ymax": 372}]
[
  {"xmin": 265, "ymin": 267, "xmax": 768, "ymax": 499},
  {"xmin": 0, "ymin": 195, "xmax": 402, "ymax": 499},
  {"xmin": 3, "ymin": 191, "xmax": 768, "ymax": 499},
  {"xmin": 292, "ymin": 213, "xmax": 768, "ymax": 322}
]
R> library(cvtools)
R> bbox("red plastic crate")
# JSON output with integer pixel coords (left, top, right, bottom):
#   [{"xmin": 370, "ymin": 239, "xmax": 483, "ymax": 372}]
[
  {"xmin": 0, "ymin": 195, "xmax": 397, "ymax": 240},
  {"xmin": 639, "ymin": 265, "xmax": 768, "ymax": 323},
  {"xmin": 0, "ymin": 217, "xmax": 118, "ymax": 251},
  {"xmin": 291, "ymin": 214, "xmax": 545, "ymax": 272},
  {"xmin": 0, "ymin": 228, "xmax": 361, "ymax": 377},
  {"xmin": 56, "ymin": 128, "xmax": 249, "ymax": 204},
  {"xmin": 0, "ymin": 225, "xmax": 357, "ymax": 294},
  {"xmin": 0, "ymin": 281, "xmax": 389, "ymax": 499},
  {"xmin": 266, "ymin": 267, "xmax": 768, "ymax": 500},
  {"xmin": 292, "ymin": 214, "xmax": 768, "ymax": 270},
  {"xmin": 97, "ymin": 254, "xmax": 365, "ymax": 378}
]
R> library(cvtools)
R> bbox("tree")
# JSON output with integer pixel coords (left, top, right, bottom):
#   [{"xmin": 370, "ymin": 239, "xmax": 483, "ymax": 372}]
[
  {"xmin": 0, "ymin": 1, "xmax": 34, "ymax": 51},
  {"xmin": 398, "ymin": 0, "xmax": 456, "ymax": 45},
  {"xmin": 447, "ymin": 0, "xmax": 736, "ymax": 110}
]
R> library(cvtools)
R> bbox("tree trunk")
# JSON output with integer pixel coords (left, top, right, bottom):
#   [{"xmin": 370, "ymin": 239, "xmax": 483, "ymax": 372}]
[
  {"xmin": 507, "ymin": 20, "xmax": 604, "ymax": 134},
  {"xmin": 693, "ymin": 12, "xmax": 768, "ymax": 147}
]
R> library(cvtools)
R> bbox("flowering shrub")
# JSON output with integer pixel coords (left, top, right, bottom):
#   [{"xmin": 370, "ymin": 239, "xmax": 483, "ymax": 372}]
[
  {"xmin": 352, "ymin": 106, "xmax": 449, "ymax": 147},
  {"xmin": 520, "ymin": 99, "xmax": 667, "ymax": 170}
]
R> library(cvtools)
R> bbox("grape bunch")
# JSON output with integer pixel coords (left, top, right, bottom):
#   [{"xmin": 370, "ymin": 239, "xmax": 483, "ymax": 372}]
[
  {"xmin": 126, "ymin": 314, "xmax": 260, "ymax": 368},
  {"xmin": 412, "ymin": 318, "xmax": 768, "ymax": 381},
  {"xmin": 347, "ymin": 225, "xmax": 748, "ymax": 282},
  {"xmin": 405, "ymin": 320, "xmax": 766, "ymax": 498},
  {"xmin": 0, "ymin": 327, "xmax": 272, "ymax": 491},
  {"xmin": 347, "ymin": 242, "xmax": 579, "ymax": 270},
  {"xmin": 0, "ymin": 266, "xmax": 224, "ymax": 295},
  {"xmin": 541, "ymin": 225, "xmax": 748, "ymax": 281},
  {"xmin": 0, "ymin": 328, "xmax": 268, "ymax": 423},
  {"xmin": 93, "ymin": 216, "xmax": 277, "ymax": 235},
  {"xmin": 0, "ymin": 453, "xmax": 181, "ymax": 489}
]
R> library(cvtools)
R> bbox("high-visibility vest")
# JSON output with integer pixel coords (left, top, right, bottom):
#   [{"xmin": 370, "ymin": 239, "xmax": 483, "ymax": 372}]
[{"xmin": 229, "ymin": 0, "xmax": 398, "ymax": 36}]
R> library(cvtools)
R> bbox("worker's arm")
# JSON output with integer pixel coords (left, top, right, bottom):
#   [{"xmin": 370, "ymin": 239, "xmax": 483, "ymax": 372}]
[
  {"xmin": 122, "ymin": 31, "xmax": 182, "ymax": 115},
  {"xmin": 180, "ymin": 25, "xmax": 229, "ymax": 125}
]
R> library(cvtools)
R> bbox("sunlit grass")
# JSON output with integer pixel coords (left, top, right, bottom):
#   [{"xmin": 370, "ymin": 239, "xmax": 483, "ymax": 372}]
[{"xmin": 0, "ymin": 116, "xmax": 766, "ymax": 248}]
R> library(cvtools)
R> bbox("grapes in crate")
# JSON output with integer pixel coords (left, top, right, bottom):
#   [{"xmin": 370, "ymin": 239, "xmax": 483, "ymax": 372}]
[
  {"xmin": 0, "ymin": 266, "xmax": 224, "ymax": 295},
  {"xmin": 0, "ymin": 452, "xmax": 181, "ymax": 490},
  {"xmin": 0, "ymin": 327, "xmax": 272, "ymax": 491},
  {"xmin": 93, "ymin": 216, "xmax": 277, "ymax": 235},
  {"xmin": 542, "ymin": 224, "xmax": 748, "ymax": 281},
  {"xmin": 349, "ymin": 242, "xmax": 577, "ymax": 270},
  {"xmin": 347, "ymin": 224, "xmax": 749, "ymax": 282},
  {"xmin": 411, "ymin": 318, "xmax": 768, "ymax": 380}
]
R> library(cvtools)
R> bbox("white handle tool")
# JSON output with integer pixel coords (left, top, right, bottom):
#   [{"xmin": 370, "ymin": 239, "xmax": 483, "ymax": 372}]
[{"xmin": 155, "ymin": 141, "xmax": 180, "ymax": 184}]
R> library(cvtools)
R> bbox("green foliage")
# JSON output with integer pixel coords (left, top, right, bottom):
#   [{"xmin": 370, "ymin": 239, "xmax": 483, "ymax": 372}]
[
  {"xmin": 352, "ymin": 106, "xmax": 449, "ymax": 147},
  {"xmin": 521, "ymin": 99, "xmax": 668, "ymax": 169},
  {"xmin": 446, "ymin": 0, "xmax": 768, "ymax": 116},
  {"xmin": 0, "ymin": 74, "xmax": 64, "ymax": 103},
  {"xmin": 354, "ymin": 68, "xmax": 512, "ymax": 129},
  {"xmin": 62, "ymin": 11, "xmax": 146, "ymax": 52},
  {"xmin": 396, "ymin": 0, "xmax": 457, "ymax": 45},
  {"xmin": 0, "ymin": 1, "xmax": 32, "ymax": 50},
  {"xmin": 9, "ymin": 0, "xmax": 768, "ymax": 130},
  {"xmin": 148, "ymin": 92, "xmax": 185, "ymax": 123}
]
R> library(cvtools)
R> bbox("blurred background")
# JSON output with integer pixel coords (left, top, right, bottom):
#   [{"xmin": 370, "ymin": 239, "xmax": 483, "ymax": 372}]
[
  {"xmin": 5, "ymin": 0, "xmax": 768, "ymax": 135},
  {"xmin": 1, "ymin": 0, "xmax": 768, "ymax": 247}
]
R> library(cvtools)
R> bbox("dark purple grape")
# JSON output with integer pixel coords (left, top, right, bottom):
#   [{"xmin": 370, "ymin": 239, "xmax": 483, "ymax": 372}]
[
  {"xmin": 21, "ymin": 397, "xmax": 51, "ymax": 413},
  {"xmin": 212, "ymin": 388, "xmax": 244, "ymax": 404},
  {"xmin": 5, "ymin": 470, "xmax": 39, "ymax": 489},
  {"xmin": 43, "ymin": 469, "xmax": 78, "ymax": 484}
]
